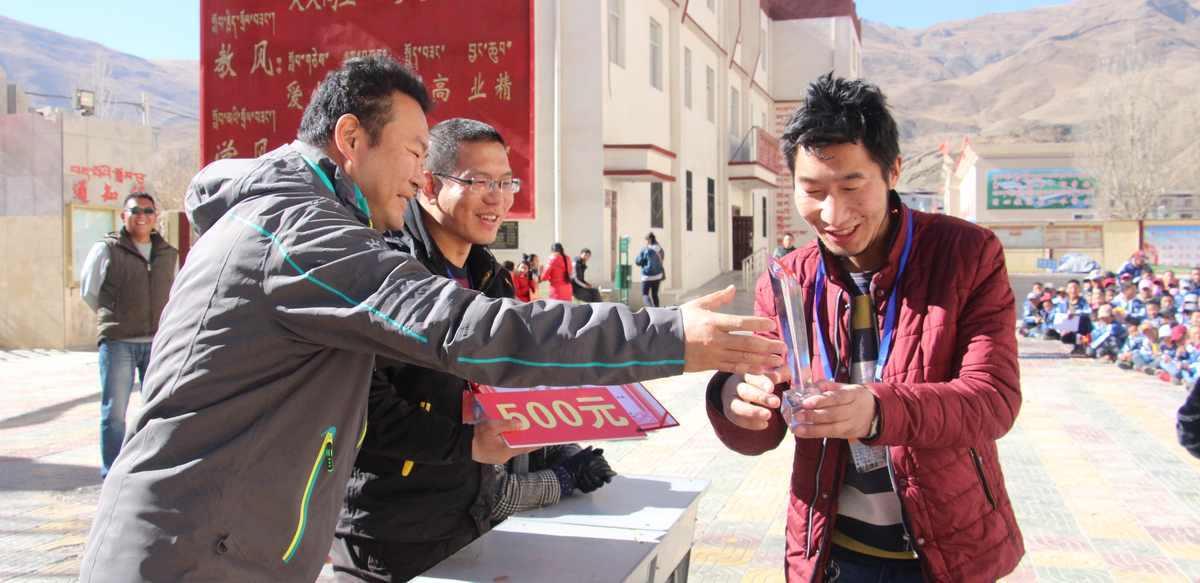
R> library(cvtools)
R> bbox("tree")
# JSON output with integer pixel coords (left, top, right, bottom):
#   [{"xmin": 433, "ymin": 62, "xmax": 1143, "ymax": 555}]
[
  {"xmin": 152, "ymin": 143, "xmax": 199, "ymax": 213},
  {"xmin": 1073, "ymin": 39, "xmax": 1198, "ymax": 219},
  {"xmin": 72, "ymin": 49, "xmax": 116, "ymax": 120}
]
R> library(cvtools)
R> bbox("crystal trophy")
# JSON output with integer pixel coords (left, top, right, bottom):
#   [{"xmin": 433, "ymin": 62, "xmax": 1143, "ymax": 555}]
[{"xmin": 766, "ymin": 253, "xmax": 816, "ymax": 426}]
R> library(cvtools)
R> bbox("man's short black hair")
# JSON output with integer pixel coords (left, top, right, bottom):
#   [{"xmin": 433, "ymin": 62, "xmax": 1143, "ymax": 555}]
[
  {"xmin": 425, "ymin": 118, "xmax": 505, "ymax": 175},
  {"xmin": 298, "ymin": 55, "xmax": 433, "ymax": 149},
  {"xmin": 780, "ymin": 73, "xmax": 900, "ymax": 181},
  {"xmin": 123, "ymin": 192, "xmax": 156, "ymax": 208},
  {"xmin": 1067, "ymin": 279, "xmax": 1082, "ymax": 287},
  {"xmin": 580, "ymin": 248, "xmax": 591, "ymax": 255}
]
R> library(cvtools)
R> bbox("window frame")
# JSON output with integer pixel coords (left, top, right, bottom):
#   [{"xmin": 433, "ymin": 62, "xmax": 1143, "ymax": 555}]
[
  {"xmin": 649, "ymin": 18, "xmax": 663, "ymax": 90},
  {"xmin": 607, "ymin": 0, "xmax": 624, "ymax": 68},
  {"xmin": 683, "ymin": 48, "xmax": 692, "ymax": 109},
  {"xmin": 705, "ymin": 66, "xmax": 715, "ymax": 122},
  {"xmin": 686, "ymin": 171, "xmax": 693, "ymax": 232},
  {"xmin": 707, "ymin": 177, "xmax": 716, "ymax": 233}
]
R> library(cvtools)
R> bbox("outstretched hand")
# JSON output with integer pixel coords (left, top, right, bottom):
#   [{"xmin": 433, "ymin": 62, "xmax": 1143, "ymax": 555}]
[
  {"xmin": 472, "ymin": 418, "xmax": 539, "ymax": 465},
  {"xmin": 681, "ymin": 286, "xmax": 787, "ymax": 375}
]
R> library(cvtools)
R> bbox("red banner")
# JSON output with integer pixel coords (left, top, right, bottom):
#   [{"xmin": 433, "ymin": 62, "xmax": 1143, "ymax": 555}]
[{"xmin": 200, "ymin": 0, "xmax": 536, "ymax": 218}]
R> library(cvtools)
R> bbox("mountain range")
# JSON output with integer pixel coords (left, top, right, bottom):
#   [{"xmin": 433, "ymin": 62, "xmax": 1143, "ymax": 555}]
[
  {"xmin": 864, "ymin": 0, "xmax": 1200, "ymax": 191},
  {"xmin": 3, "ymin": 0, "xmax": 1198, "ymax": 193}
]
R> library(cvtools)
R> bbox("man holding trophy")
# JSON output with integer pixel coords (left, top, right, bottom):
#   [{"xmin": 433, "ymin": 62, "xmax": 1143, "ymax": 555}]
[{"xmin": 705, "ymin": 74, "xmax": 1024, "ymax": 583}]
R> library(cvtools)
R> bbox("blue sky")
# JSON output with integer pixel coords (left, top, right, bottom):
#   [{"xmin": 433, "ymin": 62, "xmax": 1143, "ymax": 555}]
[
  {"xmin": 856, "ymin": 0, "xmax": 1076, "ymax": 29},
  {"xmin": 2, "ymin": 0, "xmax": 1077, "ymax": 61}
]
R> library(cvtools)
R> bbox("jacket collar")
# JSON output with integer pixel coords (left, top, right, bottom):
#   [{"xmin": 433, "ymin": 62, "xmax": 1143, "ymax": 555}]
[
  {"xmin": 816, "ymin": 190, "xmax": 911, "ymax": 296},
  {"xmin": 386, "ymin": 201, "xmax": 509, "ymax": 297},
  {"xmin": 290, "ymin": 140, "xmax": 372, "ymax": 227}
]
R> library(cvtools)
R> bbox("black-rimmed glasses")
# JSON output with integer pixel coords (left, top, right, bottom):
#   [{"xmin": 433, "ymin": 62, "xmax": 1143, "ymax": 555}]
[
  {"xmin": 126, "ymin": 207, "xmax": 157, "ymax": 215},
  {"xmin": 433, "ymin": 173, "xmax": 522, "ymax": 194}
]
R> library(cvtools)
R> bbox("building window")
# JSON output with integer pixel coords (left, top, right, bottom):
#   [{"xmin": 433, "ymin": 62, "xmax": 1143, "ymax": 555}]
[
  {"xmin": 761, "ymin": 28, "xmax": 768, "ymax": 71},
  {"xmin": 650, "ymin": 182, "xmax": 664, "ymax": 228},
  {"xmin": 707, "ymin": 178, "xmax": 716, "ymax": 233},
  {"xmin": 730, "ymin": 87, "xmax": 740, "ymax": 139},
  {"xmin": 608, "ymin": 0, "xmax": 623, "ymax": 68},
  {"xmin": 686, "ymin": 171, "xmax": 693, "ymax": 231},
  {"xmin": 705, "ymin": 66, "xmax": 715, "ymax": 122},
  {"xmin": 683, "ymin": 48, "xmax": 692, "ymax": 109},
  {"xmin": 762, "ymin": 196, "xmax": 767, "ymax": 237},
  {"xmin": 649, "ymin": 18, "xmax": 663, "ymax": 90}
]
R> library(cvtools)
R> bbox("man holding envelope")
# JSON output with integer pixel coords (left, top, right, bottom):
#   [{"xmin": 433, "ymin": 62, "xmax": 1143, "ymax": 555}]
[{"xmin": 706, "ymin": 74, "xmax": 1023, "ymax": 583}]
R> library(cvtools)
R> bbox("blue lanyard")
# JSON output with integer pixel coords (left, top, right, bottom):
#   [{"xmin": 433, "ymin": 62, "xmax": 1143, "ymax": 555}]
[
  {"xmin": 813, "ymin": 211, "xmax": 914, "ymax": 383},
  {"xmin": 447, "ymin": 265, "xmax": 474, "ymax": 289},
  {"xmin": 299, "ymin": 153, "xmax": 372, "ymax": 228}
]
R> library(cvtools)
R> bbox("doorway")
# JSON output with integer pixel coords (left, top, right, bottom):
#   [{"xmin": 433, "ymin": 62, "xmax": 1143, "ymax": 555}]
[{"xmin": 732, "ymin": 215, "xmax": 753, "ymax": 270}]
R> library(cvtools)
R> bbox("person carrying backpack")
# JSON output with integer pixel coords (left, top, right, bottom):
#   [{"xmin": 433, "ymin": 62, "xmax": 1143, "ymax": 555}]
[{"xmin": 635, "ymin": 232, "xmax": 664, "ymax": 307}]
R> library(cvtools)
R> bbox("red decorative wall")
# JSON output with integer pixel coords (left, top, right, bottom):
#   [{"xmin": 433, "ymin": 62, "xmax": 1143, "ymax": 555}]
[{"xmin": 200, "ymin": 0, "xmax": 536, "ymax": 218}]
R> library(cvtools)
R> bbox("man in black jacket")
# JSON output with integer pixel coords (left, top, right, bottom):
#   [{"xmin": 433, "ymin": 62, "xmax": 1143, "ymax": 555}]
[
  {"xmin": 334, "ymin": 119, "xmax": 614, "ymax": 582},
  {"xmin": 572, "ymin": 248, "xmax": 602, "ymax": 303}
]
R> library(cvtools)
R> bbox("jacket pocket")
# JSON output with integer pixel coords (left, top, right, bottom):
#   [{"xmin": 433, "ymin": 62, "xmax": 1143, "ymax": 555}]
[
  {"xmin": 283, "ymin": 427, "xmax": 336, "ymax": 563},
  {"xmin": 969, "ymin": 447, "xmax": 997, "ymax": 511}
]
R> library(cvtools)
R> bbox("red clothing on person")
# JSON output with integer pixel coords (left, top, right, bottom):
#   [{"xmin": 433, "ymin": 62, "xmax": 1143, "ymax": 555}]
[
  {"xmin": 513, "ymin": 273, "xmax": 536, "ymax": 302},
  {"xmin": 707, "ymin": 201, "xmax": 1024, "ymax": 583},
  {"xmin": 541, "ymin": 254, "xmax": 573, "ymax": 301}
]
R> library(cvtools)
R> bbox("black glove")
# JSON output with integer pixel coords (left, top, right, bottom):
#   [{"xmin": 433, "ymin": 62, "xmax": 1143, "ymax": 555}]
[{"xmin": 559, "ymin": 447, "xmax": 617, "ymax": 493}]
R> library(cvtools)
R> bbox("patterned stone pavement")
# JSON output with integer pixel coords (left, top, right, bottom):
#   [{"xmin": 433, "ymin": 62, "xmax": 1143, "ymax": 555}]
[{"xmin": 2, "ymin": 333, "xmax": 1199, "ymax": 582}]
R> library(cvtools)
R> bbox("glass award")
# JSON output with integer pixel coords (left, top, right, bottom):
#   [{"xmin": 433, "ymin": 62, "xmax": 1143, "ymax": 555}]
[{"xmin": 766, "ymin": 253, "xmax": 816, "ymax": 426}]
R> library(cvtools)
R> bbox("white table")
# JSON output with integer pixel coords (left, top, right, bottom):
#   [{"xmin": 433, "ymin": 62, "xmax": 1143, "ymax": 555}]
[{"xmin": 412, "ymin": 474, "xmax": 710, "ymax": 583}]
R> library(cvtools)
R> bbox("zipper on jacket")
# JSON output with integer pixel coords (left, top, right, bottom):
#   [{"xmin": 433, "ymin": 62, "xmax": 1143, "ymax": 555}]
[
  {"xmin": 884, "ymin": 447, "xmax": 937, "ymax": 583},
  {"xmin": 283, "ymin": 427, "xmax": 336, "ymax": 563},
  {"xmin": 969, "ymin": 447, "xmax": 997, "ymax": 510},
  {"xmin": 805, "ymin": 437, "xmax": 830, "ymax": 559}
]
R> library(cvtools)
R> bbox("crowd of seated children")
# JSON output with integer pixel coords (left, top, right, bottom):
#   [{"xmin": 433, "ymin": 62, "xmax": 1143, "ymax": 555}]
[{"xmin": 1021, "ymin": 259, "xmax": 1200, "ymax": 389}]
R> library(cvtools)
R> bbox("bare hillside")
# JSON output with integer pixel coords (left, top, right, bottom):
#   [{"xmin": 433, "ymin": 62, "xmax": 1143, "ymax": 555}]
[
  {"xmin": 0, "ymin": 15, "xmax": 198, "ymax": 131},
  {"xmin": 864, "ymin": 0, "xmax": 1200, "ymax": 191}
]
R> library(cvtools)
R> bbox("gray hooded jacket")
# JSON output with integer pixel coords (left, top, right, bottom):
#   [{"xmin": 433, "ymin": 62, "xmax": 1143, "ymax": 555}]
[{"xmin": 79, "ymin": 141, "xmax": 685, "ymax": 582}]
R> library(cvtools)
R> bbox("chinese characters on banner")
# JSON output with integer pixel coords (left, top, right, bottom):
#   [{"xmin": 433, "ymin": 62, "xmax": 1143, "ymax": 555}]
[
  {"xmin": 470, "ymin": 383, "xmax": 679, "ymax": 447},
  {"xmin": 200, "ymin": 0, "xmax": 536, "ymax": 218},
  {"xmin": 986, "ymin": 169, "xmax": 1096, "ymax": 210},
  {"xmin": 1143, "ymin": 226, "xmax": 1200, "ymax": 268},
  {"xmin": 68, "ymin": 165, "xmax": 149, "ymax": 204}
]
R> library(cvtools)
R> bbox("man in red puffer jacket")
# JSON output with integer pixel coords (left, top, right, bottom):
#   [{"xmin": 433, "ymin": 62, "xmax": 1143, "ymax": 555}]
[{"xmin": 707, "ymin": 74, "xmax": 1023, "ymax": 583}]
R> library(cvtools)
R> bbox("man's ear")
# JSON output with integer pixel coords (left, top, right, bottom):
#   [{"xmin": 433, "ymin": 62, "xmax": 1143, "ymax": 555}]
[
  {"xmin": 420, "ymin": 171, "xmax": 440, "ymax": 206},
  {"xmin": 332, "ymin": 114, "xmax": 363, "ymax": 166},
  {"xmin": 887, "ymin": 156, "xmax": 902, "ymax": 190}
]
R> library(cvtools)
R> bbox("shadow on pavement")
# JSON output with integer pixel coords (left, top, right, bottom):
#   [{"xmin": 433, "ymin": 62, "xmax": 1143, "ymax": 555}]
[
  {"xmin": 0, "ymin": 457, "xmax": 101, "ymax": 491},
  {"xmin": 1016, "ymin": 353, "xmax": 1074, "ymax": 360},
  {"xmin": 0, "ymin": 392, "xmax": 100, "ymax": 431}
]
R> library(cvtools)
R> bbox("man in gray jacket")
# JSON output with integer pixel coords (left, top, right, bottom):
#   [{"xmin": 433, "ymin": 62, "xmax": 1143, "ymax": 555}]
[{"xmin": 80, "ymin": 55, "xmax": 784, "ymax": 582}]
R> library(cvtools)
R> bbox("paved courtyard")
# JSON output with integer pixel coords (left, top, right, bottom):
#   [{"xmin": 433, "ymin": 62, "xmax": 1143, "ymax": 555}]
[{"xmin": 2, "ymin": 306, "xmax": 1200, "ymax": 581}]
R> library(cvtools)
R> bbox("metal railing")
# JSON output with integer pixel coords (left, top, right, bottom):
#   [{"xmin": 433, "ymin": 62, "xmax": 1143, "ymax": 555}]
[
  {"xmin": 729, "ymin": 126, "xmax": 784, "ymax": 174},
  {"xmin": 742, "ymin": 247, "xmax": 767, "ymax": 291}
]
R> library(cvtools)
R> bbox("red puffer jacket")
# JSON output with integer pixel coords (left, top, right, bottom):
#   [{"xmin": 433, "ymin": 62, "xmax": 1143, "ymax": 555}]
[
  {"xmin": 707, "ymin": 202, "xmax": 1024, "ymax": 583},
  {"xmin": 541, "ymin": 253, "xmax": 574, "ymax": 301}
]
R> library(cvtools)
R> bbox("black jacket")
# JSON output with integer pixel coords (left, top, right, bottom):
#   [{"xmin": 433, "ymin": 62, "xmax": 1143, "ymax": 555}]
[
  {"xmin": 338, "ymin": 202, "xmax": 515, "ymax": 544},
  {"xmin": 571, "ymin": 256, "xmax": 590, "ymax": 292}
]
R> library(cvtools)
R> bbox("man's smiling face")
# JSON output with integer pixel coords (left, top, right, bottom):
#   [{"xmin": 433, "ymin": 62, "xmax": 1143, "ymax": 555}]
[
  {"xmin": 792, "ymin": 141, "xmax": 900, "ymax": 272},
  {"xmin": 122, "ymin": 196, "xmax": 156, "ymax": 240},
  {"xmin": 422, "ymin": 140, "xmax": 514, "ymax": 248},
  {"xmin": 345, "ymin": 91, "xmax": 430, "ymax": 233}
]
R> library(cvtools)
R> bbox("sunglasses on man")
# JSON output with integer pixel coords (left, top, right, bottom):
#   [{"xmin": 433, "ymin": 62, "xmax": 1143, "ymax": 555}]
[{"xmin": 125, "ymin": 207, "xmax": 157, "ymax": 216}]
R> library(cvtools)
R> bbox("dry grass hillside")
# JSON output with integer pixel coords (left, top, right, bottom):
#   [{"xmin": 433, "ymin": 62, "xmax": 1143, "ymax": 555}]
[{"xmin": 863, "ymin": 0, "xmax": 1200, "ymax": 191}]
